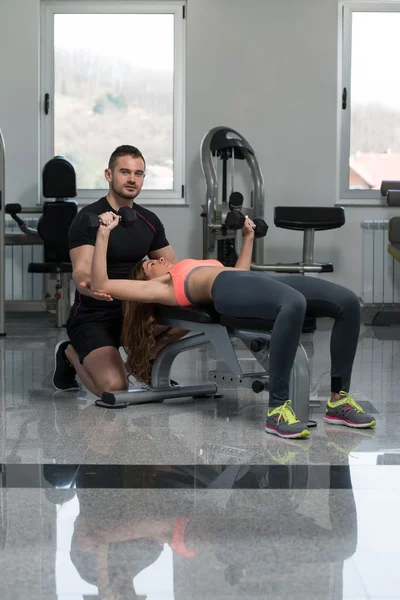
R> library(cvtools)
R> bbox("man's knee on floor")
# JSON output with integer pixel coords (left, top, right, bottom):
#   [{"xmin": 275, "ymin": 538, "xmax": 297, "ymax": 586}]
[
  {"xmin": 82, "ymin": 347, "xmax": 129, "ymax": 394},
  {"xmin": 96, "ymin": 373, "xmax": 129, "ymax": 395}
]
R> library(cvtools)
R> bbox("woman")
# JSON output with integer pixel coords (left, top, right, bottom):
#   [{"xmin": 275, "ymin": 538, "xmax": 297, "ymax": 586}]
[{"xmin": 90, "ymin": 211, "xmax": 376, "ymax": 439}]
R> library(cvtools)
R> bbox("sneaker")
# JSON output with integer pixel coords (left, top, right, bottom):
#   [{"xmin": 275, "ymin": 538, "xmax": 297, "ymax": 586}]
[
  {"xmin": 324, "ymin": 391, "xmax": 376, "ymax": 429},
  {"xmin": 52, "ymin": 341, "xmax": 79, "ymax": 391},
  {"xmin": 267, "ymin": 436, "xmax": 310, "ymax": 465},
  {"xmin": 324, "ymin": 427, "xmax": 374, "ymax": 460},
  {"xmin": 265, "ymin": 400, "xmax": 310, "ymax": 439}
]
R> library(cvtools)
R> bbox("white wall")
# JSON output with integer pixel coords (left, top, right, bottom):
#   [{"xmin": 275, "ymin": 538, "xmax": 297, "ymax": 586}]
[
  {"xmin": 1, "ymin": 0, "xmax": 399, "ymax": 295},
  {"xmin": 0, "ymin": 0, "xmax": 40, "ymax": 207}
]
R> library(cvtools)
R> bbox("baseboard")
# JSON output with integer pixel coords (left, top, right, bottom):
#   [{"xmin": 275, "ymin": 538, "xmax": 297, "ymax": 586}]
[{"xmin": 5, "ymin": 301, "xmax": 46, "ymax": 312}]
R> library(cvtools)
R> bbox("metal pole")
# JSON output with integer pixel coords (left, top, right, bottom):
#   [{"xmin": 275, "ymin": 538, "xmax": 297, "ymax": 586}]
[
  {"xmin": 246, "ymin": 152, "xmax": 265, "ymax": 265},
  {"xmin": 250, "ymin": 262, "xmax": 323, "ymax": 273},
  {"xmin": 222, "ymin": 155, "xmax": 227, "ymax": 205},
  {"xmin": 200, "ymin": 128, "xmax": 219, "ymax": 255},
  {"xmin": 0, "ymin": 129, "xmax": 5, "ymax": 336},
  {"xmin": 302, "ymin": 229, "xmax": 315, "ymax": 265},
  {"xmin": 231, "ymin": 151, "xmax": 235, "ymax": 197}
]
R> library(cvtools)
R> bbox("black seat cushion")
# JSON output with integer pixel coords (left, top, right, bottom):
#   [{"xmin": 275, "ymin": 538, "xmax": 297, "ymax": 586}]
[
  {"xmin": 220, "ymin": 314, "xmax": 316, "ymax": 332},
  {"xmin": 37, "ymin": 201, "xmax": 77, "ymax": 263},
  {"xmin": 42, "ymin": 156, "xmax": 77, "ymax": 199},
  {"xmin": 389, "ymin": 217, "xmax": 400, "ymax": 244},
  {"xmin": 28, "ymin": 262, "xmax": 73, "ymax": 274},
  {"xmin": 274, "ymin": 206, "xmax": 345, "ymax": 231},
  {"xmin": 154, "ymin": 304, "xmax": 219, "ymax": 324},
  {"xmin": 155, "ymin": 304, "xmax": 316, "ymax": 333},
  {"xmin": 219, "ymin": 315, "xmax": 275, "ymax": 330}
]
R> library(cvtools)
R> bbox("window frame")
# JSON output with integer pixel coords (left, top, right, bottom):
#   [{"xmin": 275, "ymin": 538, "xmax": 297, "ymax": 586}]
[
  {"xmin": 339, "ymin": 1, "xmax": 400, "ymax": 206},
  {"xmin": 40, "ymin": 0, "xmax": 186, "ymax": 205}
]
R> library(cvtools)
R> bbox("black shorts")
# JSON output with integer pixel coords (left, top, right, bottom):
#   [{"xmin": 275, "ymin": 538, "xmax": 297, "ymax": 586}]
[{"xmin": 66, "ymin": 304, "xmax": 124, "ymax": 364}]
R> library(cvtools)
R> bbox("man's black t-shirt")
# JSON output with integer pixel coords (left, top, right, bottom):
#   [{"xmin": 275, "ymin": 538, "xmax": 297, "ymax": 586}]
[{"xmin": 68, "ymin": 196, "xmax": 169, "ymax": 310}]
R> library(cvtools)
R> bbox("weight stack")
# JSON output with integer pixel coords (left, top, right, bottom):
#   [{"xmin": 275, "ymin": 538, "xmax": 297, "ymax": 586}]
[{"xmin": 217, "ymin": 238, "xmax": 237, "ymax": 267}]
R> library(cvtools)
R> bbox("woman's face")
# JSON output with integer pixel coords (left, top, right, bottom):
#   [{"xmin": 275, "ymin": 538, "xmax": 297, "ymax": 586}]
[{"xmin": 142, "ymin": 257, "xmax": 172, "ymax": 279}]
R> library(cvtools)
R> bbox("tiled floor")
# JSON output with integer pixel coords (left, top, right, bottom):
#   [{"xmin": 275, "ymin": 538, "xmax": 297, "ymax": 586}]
[{"xmin": 1, "ymin": 312, "xmax": 400, "ymax": 599}]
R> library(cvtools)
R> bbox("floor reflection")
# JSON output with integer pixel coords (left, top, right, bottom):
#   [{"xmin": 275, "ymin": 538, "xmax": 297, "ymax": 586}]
[{"xmin": 46, "ymin": 465, "xmax": 358, "ymax": 598}]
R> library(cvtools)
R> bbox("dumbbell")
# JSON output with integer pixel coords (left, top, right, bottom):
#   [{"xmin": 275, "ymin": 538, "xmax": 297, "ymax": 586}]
[
  {"xmin": 86, "ymin": 206, "xmax": 137, "ymax": 231},
  {"xmin": 225, "ymin": 210, "xmax": 269, "ymax": 238},
  {"xmin": 253, "ymin": 218, "xmax": 269, "ymax": 238}
]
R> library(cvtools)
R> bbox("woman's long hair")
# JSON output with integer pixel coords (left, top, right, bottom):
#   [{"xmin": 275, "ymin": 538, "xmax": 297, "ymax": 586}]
[{"xmin": 122, "ymin": 260, "xmax": 155, "ymax": 384}]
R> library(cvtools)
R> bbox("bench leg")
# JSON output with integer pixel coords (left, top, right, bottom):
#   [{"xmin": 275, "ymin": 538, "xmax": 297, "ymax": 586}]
[
  {"xmin": 239, "ymin": 330, "xmax": 310, "ymax": 422},
  {"xmin": 289, "ymin": 343, "xmax": 310, "ymax": 423},
  {"xmin": 98, "ymin": 333, "xmax": 219, "ymax": 408},
  {"xmin": 232, "ymin": 329, "xmax": 311, "ymax": 423},
  {"xmin": 55, "ymin": 273, "xmax": 70, "ymax": 328}
]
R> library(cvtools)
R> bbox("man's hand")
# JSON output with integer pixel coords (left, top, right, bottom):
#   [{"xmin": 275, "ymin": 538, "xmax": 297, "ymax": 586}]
[{"xmin": 79, "ymin": 281, "xmax": 113, "ymax": 302}]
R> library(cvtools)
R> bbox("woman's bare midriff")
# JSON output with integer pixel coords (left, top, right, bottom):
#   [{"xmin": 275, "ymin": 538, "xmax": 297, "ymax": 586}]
[
  {"xmin": 185, "ymin": 266, "xmax": 241, "ymax": 304},
  {"xmin": 156, "ymin": 266, "xmax": 243, "ymax": 306}
]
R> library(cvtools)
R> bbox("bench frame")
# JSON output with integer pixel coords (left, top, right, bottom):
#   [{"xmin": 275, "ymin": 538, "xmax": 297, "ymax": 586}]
[{"xmin": 96, "ymin": 306, "xmax": 311, "ymax": 423}]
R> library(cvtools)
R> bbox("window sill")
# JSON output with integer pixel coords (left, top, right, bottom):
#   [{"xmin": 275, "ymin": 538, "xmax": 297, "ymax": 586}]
[
  {"xmin": 77, "ymin": 199, "xmax": 189, "ymax": 208},
  {"xmin": 37, "ymin": 199, "xmax": 189, "ymax": 208},
  {"xmin": 336, "ymin": 198, "xmax": 388, "ymax": 207}
]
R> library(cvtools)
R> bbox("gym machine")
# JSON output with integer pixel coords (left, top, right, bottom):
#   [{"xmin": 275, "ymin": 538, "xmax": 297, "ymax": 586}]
[
  {"xmin": 200, "ymin": 126, "xmax": 345, "ymax": 272},
  {"xmin": 0, "ymin": 143, "xmax": 78, "ymax": 333},
  {"xmin": 0, "ymin": 127, "xmax": 43, "ymax": 336},
  {"xmin": 0, "ymin": 128, "xmax": 6, "ymax": 336}
]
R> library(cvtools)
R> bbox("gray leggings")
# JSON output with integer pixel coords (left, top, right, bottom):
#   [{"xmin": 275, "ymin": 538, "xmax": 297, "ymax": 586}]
[{"xmin": 211, "ymin": 271, "xmax": 360, "ymax": 406}]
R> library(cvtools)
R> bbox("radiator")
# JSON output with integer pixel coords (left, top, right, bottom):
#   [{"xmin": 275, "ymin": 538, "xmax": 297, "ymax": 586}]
[
  {"xmin": 362, "ymin": 220, "xmax": 400, "ymax": 305},
  {"xmin": 5, "ymin": 218, "xmax": 43, "ymax": 302}
]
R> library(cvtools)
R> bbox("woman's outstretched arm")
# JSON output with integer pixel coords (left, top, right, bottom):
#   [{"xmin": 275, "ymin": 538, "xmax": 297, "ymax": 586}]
[
  {"xmin": 90, "ymin": 211, "xmax": 171, "ymax": 304},
  {"xmin": 234, "ymin": 216, "xmax": 255, "ymax": 270}
]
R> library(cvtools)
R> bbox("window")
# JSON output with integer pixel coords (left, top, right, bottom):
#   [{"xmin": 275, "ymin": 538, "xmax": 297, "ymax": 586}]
[
  {"xmin": 340, "ymin": 2, "xmax": 400, "ymax": 204},
  {"xmin": 41, "ymin": 1, "xmax": 186, "ymax": 204}
]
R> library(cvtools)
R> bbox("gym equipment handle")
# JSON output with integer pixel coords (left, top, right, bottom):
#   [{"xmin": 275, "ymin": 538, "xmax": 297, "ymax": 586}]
[
  {"xmin": 5, "ymin": 203, "xmax": 22, "ymax": 214},
  {"xmin": 44, "ymin": 93, "xmax": 50, "ymax": 115},
  {"xmin": 5, "ymin": 203, "xmax": 42, "ymax": 214},
  {"xmin": 342, "ymin": 87, "xmax": 347, "ymax": 110}
]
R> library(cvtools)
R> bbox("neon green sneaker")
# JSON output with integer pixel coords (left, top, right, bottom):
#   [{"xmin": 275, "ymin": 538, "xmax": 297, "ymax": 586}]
[
  {"xmin": 265, "ymin": 400, "xmax": 310, "ymax": 439},
  {"xmin": 267, "ymin": 436, "xmax": 310, "ymax": 465},
  {"xmin": 324, "ymin": 391, "xmax": 376, "ymax": 429}
]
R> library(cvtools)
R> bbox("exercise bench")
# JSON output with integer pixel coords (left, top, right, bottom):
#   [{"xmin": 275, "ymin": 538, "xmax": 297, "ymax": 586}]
[
  {"xmin": 388, "ymin": 216, "xmax": 400, "ymax": 263},
  {"xmin": 96, "ymin": 305, "xmax": 312, "ymax": 424}
]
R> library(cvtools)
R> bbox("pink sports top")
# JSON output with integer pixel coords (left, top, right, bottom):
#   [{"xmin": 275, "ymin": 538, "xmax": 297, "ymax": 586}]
[
  {"xmin": 168, "ymin": 258, "xmax": 223, "ymax": 307},
  {"xmin": 170, "ymin": 518, "xmax": 196, "ymax": 557}
]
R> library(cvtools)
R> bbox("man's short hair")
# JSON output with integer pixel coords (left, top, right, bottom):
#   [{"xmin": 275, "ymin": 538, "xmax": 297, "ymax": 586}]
[{"xmin": 108, "ymin": 145, "xmax": 146, "ymax": 171}]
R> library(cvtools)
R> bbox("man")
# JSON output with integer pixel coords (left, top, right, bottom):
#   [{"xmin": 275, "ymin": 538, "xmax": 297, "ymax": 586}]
[{"xmin": 52, "ymin": 145, "xmax": 180, "ymax": 397}]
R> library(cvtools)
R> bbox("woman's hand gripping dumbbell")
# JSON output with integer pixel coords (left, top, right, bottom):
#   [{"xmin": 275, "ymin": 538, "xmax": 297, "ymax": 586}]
[
  {"xmin": 85, "ymin": 205, "xmax": 137, "ymax": 232},
  {"xmin": 97, "ymin": 211, "xmax": 122, "ymax": 233},
  {"xmin": 79, "ymin": 207, "xmax": 136, "ymax": 301},
  {"xmin": 225, "ymin": 209, "xmax": 268, "ymax": 238}
]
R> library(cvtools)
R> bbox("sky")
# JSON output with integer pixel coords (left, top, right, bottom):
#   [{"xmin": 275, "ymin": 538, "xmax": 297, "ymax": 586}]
[
  {"xmin": 351, "ymin": 11, "xmax": 400, "ymax": 109},
  {"xmin": 54, "ymin": 13, "xmax": 174, "ymax": 72},
  {"xmin": 53, "ymin": 11, "xmax": 400, "ymax": 103}
]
